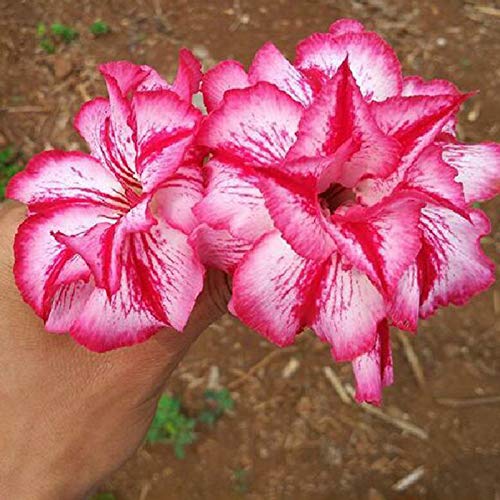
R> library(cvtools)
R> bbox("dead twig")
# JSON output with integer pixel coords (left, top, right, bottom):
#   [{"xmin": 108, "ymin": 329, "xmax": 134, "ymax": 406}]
[
  {"xmin": 392, "ymin": 466, "xmax": 425, "ymax": 491},
  {"xmin": 474, "ymin": 5, "xmax": 500, "ymax": 18},
  {"xmin": 228, "ymin": 347, "xmax": 298, "ymax": 389},
  {"xmin": 139, "ymin": 481, "xmax": 151, "ymax": 500},
  {"xmin": 396, "ymin": 331, "xmax": 426, "ymax": 389},
  {"xmin": 0, "ymin": 105, "xmax": 50, "ymax": 113},
  {"xmin": 435, "ymin": 395, "xmax": 500, "ymax": 408},
  {"xmin": 323, "ymin": 366, "xmax": 351, "ymax": 405},
  {"xmin": 345, "ymin": 385, "xmax": 429, "ymax": 440}
]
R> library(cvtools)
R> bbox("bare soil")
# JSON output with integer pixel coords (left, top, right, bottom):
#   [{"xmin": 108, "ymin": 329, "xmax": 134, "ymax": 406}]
[{"xmin": 1, "ymin": 0, "xmax": 499, "ymax": 499}]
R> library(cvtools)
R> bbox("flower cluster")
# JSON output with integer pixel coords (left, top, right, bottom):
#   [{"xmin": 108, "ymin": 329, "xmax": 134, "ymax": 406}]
[{"xmin": 8, "ymin": 19, "xmax": 499, "ymax": 404}]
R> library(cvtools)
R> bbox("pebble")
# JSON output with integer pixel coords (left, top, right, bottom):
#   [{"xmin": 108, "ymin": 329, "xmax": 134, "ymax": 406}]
[
  {"xmin": 367, "ymin": 488, "xmax": 386, "ymax": 500},
  {"xmin": 53, "ymin": 57, "xmax": 73, "ymax": 79},
  {"xmin": 282, "ymin": 357, "xmax": 300, "ymax": 378}
]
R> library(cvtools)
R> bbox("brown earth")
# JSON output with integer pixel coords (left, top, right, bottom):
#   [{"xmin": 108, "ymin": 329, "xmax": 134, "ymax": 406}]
[{"xmin": 1, "ymin": 0, "xmax": 499, "ymax": 499}]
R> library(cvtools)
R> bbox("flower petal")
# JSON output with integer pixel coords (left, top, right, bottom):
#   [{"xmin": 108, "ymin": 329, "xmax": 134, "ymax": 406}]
[
  {"xmin": 352, "ymin": 320, "xmax": 393, "ymax": 405},
  {"xmin": 171, "ymin": 48, "xmax": 202, "ymax": 101},
  {"xmin": 418, "ymin": 206, "xmax": 495, "ymax": 317},
  {"xmin": 137, "ymin": 50, "xmax": 201, "ymax": 101},
  {"xmin": 73, "ymin": 97, "xmax": 110, "ymax": 161},
  {"xmin": 54, "ymin": 197, "xmax": 156, "ymax": 294},
  {"xmin": 248, "ymin": 42, "xmax": 313, "ymax": 106},
  {"xmin": 389, "ymin": 263, "xmax": 419, "ymax": 332},
  {"xmin": 257, "ymin": 167, "xmax": 336, "ymax": 260},
  {"xmin": 197, "ymin": 82, "xmax": 303, "ymax": 167},
  {"xmin": 295, "ymin": 31, "xmax": 402, "ymax": 101},
  {"xmin": 99, "ymin": 61, "xmax": 150, "ymax": 95},
  {"xmin": 371, "ymin": 93, "xmax": 467, "ymax": 164},
  {"xmin": 442, "ymin": 142, "xmax": 500, "ymax": 203},
  {"xmin": 7, "ymin": 150, "xmax": 127, "ymax": 211},
  {"xmin": 189, "ymin": 223, "xmax": 253, "ymax": 274},
  {"xmin": 131, "ymin": 90, "xmax": 201, "ymax": 192},
  {"xmin": 193, "ymin": 158, "xmax": 273, "ymax": 241},
  {"xmin": 329, "ymin": 195, "xmax": 425, "ymax": 292},
  {"xmin": 136, "ymin": 66, "xmax": 170, "ymax": 92},
  {"xmin": 12, "ymin": 205, "xmax": 112, "ymax": 317},
  {"xmin": 130, "ymin": 219, "xmax": 205, "ymax": 331},
  {"xmin": 290, "ymin": 60, "xmax": 401, "ymax": 187},
  {"xmin": 402, "ymin": 76, "xmax": 460, "ymax": 97},
  {"xmin": 328, "ymin": 19, "xmax": 365, "ymax": 37},
  {"xmin": 99, "ymin": 63, "xmax": 146, "ymax": 183},
  {"xmin": 201, "ymin": 60, "xmax": 250, "ymax": 112},
  {"xmin": 231, "ymin": 231, "xmax": 321, "ymax": 346},
  {"xmin": 312, "ymin": 253, "xmax": 386, "ymax": 361},
  {"xmin": 402, "ymin": 144, "xmax": 466, "ymax": 211},
  {"xmin": 68, "ymin": 219, "xmax": 205, "ymax": 350},
  {"xmin": 153, "ymin": 164, "xmax": 204, "ymax": 234},
  {"xmin": 45, "ymin": 280, "xmax": 94, "ymax": 334},
  {"xmin": 69, "ymin": 256, "xmax": 166, "ymax": 352}
]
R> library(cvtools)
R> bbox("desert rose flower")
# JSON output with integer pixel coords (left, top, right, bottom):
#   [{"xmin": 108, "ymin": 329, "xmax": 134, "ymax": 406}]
[
  {"xmin": 193, "ymin": 19, "xmax": 499, "ymax": 404},
  {"xmin": 7, "ymin": 52, "xmax": 207, "ymax": 352}
]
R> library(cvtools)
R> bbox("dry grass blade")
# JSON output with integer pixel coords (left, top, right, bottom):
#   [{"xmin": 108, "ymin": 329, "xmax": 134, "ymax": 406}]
[
  {"xmin": 323, "ymin": 366, "xmax": 351, "ymax": 405},
  {"xmin": 345, "ymin": 385, "xmax": 429, "ymax": 440},
  {"xmin": 474, "ymin": 5, "xmax": 500, "ymax": 18},
  {"xmin": 396, "ymin": 331, "xmax": 426, "ymax": 389},
  {"xmin": 392, "ymin": 466, "xmax": 425, "ymax": 491},
  {"xmin": 435, "ymin": 395, "xmax": 500, "ymax": 408},
  {"xmin": 228, "ymin": 347, "xmax": 298, "ymax": 389},
  {"xmin": 0, "ymin": 105, "xmax": 50, "ymax": 113}
]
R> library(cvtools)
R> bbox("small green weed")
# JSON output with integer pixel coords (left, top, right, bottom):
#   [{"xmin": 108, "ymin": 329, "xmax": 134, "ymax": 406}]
[
  {"xmin": 198, "ymin": 388, "xmax": 235, "ymax": 426},
  {"xmin": 89, "ymin": 493, "xmax": 116, "ymax": 500},
  {"xmin": 50, "ymin": 23, "xmax": 79, "ymax": 43},
  {"xmin": 232, "ymin": 468, "xmax": 249, "ymax": 494},
  {"xmin": 147, "ymin": 395, "xmax": 196, "ymax": 459},
  {"xmin": 36, "ymin": 22, "xmax": 78, "ymax": 53},
  {"xmin": 147, "ymin": 388, "xmax": 235, "ymax": 458},
  {"xmin": 39, "ymin": 38, "xmax": 56, "ymax": 54},
  {"xmin": 0, "ymin": 147, "xmax": 24, "ymax": 201},
  {"xmin": 90, "ymin": 20, "xmax": 110, "ymax": 36}
]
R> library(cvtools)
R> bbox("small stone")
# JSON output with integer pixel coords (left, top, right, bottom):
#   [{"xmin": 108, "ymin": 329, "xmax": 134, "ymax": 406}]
[
  {"xmin": 53, "ymin": 57, "xmax": 73, "ymax": 79},
  {"xmin": 367, "ymin": 488, "xmax": 386, "ymax": 500},
  {"xmin": 192, "ymin": 45, "xmax": 210, "ymax": 61},
  {"xmin": 282, "ymin": 357, "xmax": 300, "ymax": 378},
  {"xmin": 436, "ymin": 37, "xmax": 447, "ymax": 47}
]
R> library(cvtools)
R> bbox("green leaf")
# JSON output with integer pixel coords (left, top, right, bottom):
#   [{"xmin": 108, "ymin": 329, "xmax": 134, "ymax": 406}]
[
  {"xmin": 146, "ymin": 394, "xmax": 197, "ymax": 458},
  {"xmin": 90, "ymin": 20, "xmax": 110, "ymax": 36},
  {"xmin": 51, "ymin": 23, "xmax": 78, "ymax": 43},
  {"xmin": 36, "ymin": 22, "xmax": 46, "ymax": 37},
  {"xmin": 0, "ymin": 147, "xmax": 13, "ymax": 164},
  {"xmin": 90, "ymin": 493, "xmax": 116, "ymax": 500},
  {"xmin": 0, "ymin": 147, "xmax": 24, "ymax": 201},
  {"xmin": 204, "ymin": 388, "xmax": 235, "ymax": 412},
  {"xmin": 39, "ymin": 39, "xmax": 56, "ymax": 54},
  {"xmin": 198, "ymin": 409, "xmax": 217, "ymax": 426}
]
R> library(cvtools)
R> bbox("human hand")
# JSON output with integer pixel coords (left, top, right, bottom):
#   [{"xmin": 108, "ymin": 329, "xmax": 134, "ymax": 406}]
[{"xmin": 0, "ymin": 202, "xmax": 230, "ymax": 500}]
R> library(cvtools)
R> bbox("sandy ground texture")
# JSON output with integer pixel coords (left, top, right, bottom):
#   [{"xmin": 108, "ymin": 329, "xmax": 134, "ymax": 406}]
[{"xmin": 0, "ymin": 0, "xmax": 499, "ymax": 498}]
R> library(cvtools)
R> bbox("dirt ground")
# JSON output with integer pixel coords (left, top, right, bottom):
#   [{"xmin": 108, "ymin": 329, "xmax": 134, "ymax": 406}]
[{"xmin": 1, "ymin": 0, "xmax": 499, "ymax": 498}]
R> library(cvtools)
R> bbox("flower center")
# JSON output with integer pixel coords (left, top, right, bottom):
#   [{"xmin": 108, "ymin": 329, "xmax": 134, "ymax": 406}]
[
  {"xmin": 125, "ymin": 185, "xmax": 143, "ymax": 207},
  {"xmin": 319, "ymin": 183, "xmax": 355, "ymax": 215}
]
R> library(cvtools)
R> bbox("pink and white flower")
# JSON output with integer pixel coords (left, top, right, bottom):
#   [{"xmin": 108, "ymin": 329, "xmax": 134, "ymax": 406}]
[
  {"xmin": 194, "ymin": 19, "xmax": 499, "ymax": 404},
  {"xmin": 7, "ymin": 52, "xmax": 207, "ymax": 352}
]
